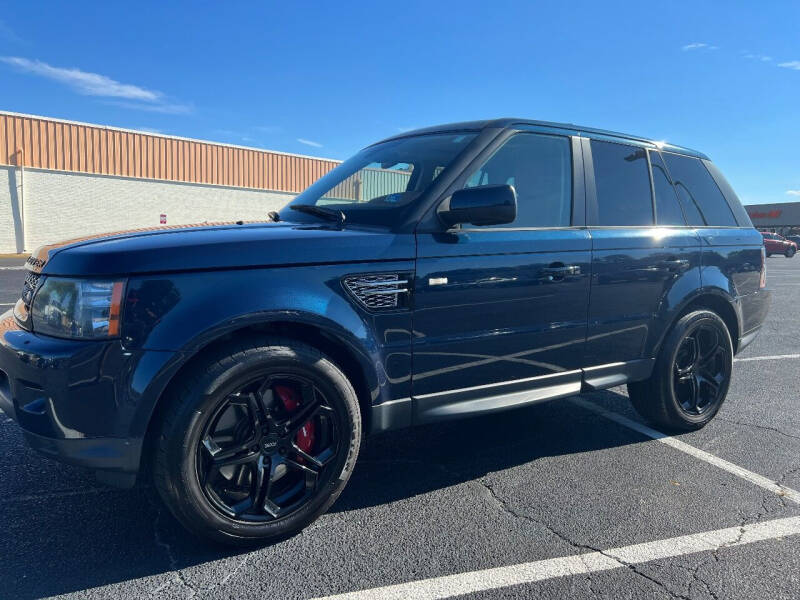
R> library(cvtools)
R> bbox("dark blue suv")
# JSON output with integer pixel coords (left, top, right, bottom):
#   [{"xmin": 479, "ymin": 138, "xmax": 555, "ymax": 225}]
[{"xmin": 0, "ymin": 119, "xmax": 770, "ymax": 544}]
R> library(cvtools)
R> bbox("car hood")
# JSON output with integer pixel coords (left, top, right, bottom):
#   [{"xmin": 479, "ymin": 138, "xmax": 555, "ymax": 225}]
[{"xmin": 32, "ymin": 220, "xmax": 413, "ymax": 277}]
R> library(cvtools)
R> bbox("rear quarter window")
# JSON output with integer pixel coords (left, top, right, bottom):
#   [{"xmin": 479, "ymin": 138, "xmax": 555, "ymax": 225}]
[
  {"xmin": 702, "ymin": 159, "xmax": 752, "ymax": 227},
  {"xmin": 662, "ymin": 153, "xmax": 737, "ymax": 227}
]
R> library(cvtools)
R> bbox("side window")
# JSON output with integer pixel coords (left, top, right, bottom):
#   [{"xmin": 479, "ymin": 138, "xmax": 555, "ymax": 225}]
[
  {"xmin": 649, "ymin": 150, "xmax": 685, "ymax": 226},
  {"xmin": 662, "ymin": 153, "xmax": 737, "ymax": 226},
  {"xmin": 590, "ymin": 140, "xmax": 653, "ymax": 226},
  {"xmin": 464, "ymin": 133, "xmax": 572, "ymax": 227}
]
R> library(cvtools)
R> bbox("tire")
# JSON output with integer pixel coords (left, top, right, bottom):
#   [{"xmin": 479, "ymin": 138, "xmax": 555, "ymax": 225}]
[
  {"xmin": 785, "ymin": 247, "xmax": 796, "ymax": 258},
  {"xmin": 152, "ymin": 336, "xmax": 361, "ymax": 545},
  {"xmin": 628, "ymin": 310, "xmax": 733, "ymax": 432},
  {"xmin": 766, "ymin": 252, "xmax": 772, "ymax": 258}
]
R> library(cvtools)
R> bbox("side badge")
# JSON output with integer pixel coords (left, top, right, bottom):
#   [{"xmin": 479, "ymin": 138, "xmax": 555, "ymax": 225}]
[{"xmin": 429, "ymin": 277, "xmax": 448, "ymax": 286}]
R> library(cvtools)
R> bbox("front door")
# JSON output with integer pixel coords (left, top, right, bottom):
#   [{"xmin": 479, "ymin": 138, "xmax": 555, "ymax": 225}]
[{"xmin": 412, "ymin": 131, "xmax": 591, "ymax": 422}]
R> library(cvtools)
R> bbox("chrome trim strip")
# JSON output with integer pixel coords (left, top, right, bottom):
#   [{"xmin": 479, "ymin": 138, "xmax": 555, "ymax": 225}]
[
  {"xmin": 414, "ymin": 369, "xmax": 581, "ymax": 400},
  {"xmin": 375, "ymin": 397, "xmax": 412, "ymax": 407},
  {"xmin": 420, "ymin": 380, "xmax": 582, "ymax": 420},
  {"xmin": 357, "ymin": 280, "xmax": 409, "ymax": 288},
  {"xmin": 582, "ymin": 361, "xmax": 626, "ymax": 372}
]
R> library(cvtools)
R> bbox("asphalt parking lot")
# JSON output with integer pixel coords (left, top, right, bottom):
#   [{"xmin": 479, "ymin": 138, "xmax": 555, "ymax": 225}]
[{"xmin": 2, "ymin": 255, "xmax": 800, "ymax": 600}]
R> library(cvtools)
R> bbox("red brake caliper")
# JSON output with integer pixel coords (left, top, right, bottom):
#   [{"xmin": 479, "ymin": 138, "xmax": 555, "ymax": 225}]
[{"xmin": 274, "ymin": 385, "xmax": 315, "ymax": 457}]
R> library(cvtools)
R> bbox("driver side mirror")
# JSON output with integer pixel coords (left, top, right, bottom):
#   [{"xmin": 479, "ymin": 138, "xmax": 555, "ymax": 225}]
[{"xmin": 438, "ymin": 184, "xmax": 517, "ymax": 228}]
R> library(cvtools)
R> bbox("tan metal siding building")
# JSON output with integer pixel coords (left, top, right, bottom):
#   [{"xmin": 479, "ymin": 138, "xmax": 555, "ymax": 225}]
[{"xmin": 0, "ymin": 111, "xmax": 340, "ymax": 193}]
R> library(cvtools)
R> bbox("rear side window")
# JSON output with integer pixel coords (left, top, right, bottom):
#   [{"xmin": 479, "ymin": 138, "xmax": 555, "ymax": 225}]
[
  {"xmin": 590, "ymin": 140, "xmax": 653, "ymax": 226},
  {"xmin": 702, "ymin": 160, "xmax": 751, "ymax": 226},
  {"xmin": 464, "ymin": 133, "xmax": 572, "ymax": 228},
  {"xmin": 662, "ymin": 153, "xmax": 737, "ymax": 226},
  {"xmin": 649, "ymin": 150, "xmax": 685, "ymax": 226}
]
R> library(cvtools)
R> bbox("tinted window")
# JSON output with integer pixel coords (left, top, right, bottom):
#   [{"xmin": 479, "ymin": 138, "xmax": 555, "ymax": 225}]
[
  {"xmin": 663, "ymin": 153, "xmax": 737, "ymax": 226},
  {"xmin": 591, "ymin": 140, "xmax": 653, "ymax": 226},
  {"xmin": 464, "ymin": 133, "xmax": 572, "ymax": 227},
  {"xmin": 702, "ymin": 160, "xmax": 750, "ymax": 226},
  {"xmin": 649, "ymin": 150, "xmax": 685, "ymax": 226}
]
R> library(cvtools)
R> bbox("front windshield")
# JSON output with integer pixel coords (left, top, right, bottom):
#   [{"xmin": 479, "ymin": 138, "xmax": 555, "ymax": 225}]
[{"xmin": 280, "ymin": 133, "xmax": 478, "ymax": 227}]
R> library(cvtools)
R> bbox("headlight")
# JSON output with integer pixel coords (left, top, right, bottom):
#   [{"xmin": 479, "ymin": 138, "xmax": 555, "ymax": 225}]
[{"xmin": 31, "ymin": 278, "xmax": 125, "ymax": 339}]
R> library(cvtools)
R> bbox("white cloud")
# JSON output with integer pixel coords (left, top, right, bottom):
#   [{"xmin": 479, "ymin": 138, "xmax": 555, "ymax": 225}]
[
  {"xmin": 297, "ymin": 138, "xmax": 323, "ymax": 148},
  {"xmin": 1, "ymin": 56, "xmax": 160, "ymax": 100},
  {"xmin": 778, "ymin": 61, "xmax": 800, "ymax": 70},
  {"xmin": 744, "ymin": 53, "xmax": 772, "ymax": 62},
  {"xmin": 0, "ymin": 56, "xmax": 193, "ymax": 114},
  {"xmin": 786, "ymin": 190, "xmax": 800, "ymax": 196},
  {"xmin": 682, "ymin": 43, "xmax": 718, "ymax": 51}
]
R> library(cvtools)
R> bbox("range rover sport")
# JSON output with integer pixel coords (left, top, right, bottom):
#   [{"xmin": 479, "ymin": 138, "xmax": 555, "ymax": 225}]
[{"xmin": 0, "ymin": 119, "xmax": 770, "ymax": 544}]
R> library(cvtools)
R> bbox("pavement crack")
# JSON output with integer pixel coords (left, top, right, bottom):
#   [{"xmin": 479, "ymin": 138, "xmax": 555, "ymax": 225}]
[
  {"xmin": 716, "ymin": 416, "xmax": 800, "ymax": 441},
  {"xmin": 150, "ymin": 501, "xmax": 198, "ymax": 598},
  {"xmin": 478, "ymin": 478, "xmax": 690, "ymax": 600}
]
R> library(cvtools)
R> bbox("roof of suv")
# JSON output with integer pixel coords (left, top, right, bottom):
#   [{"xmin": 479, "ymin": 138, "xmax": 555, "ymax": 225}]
[{"xmin": 376, "ymin": 118, "xmax": 709, "ymax": 160}]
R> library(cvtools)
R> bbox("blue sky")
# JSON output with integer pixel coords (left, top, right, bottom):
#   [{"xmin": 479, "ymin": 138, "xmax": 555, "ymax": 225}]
[{"xmin": 1, "ymin": 1, "xmax": 798, "ymax": 205}]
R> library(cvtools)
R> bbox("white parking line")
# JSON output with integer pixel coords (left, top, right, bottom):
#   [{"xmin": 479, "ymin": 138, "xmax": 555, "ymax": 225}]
[
  {"xmin": 0, "ymin": 266, "xmax": 24, "ymax": 271},
  {"xmin": 570, "ymin": 398, "xmax": 800, "ymax": 504},
  {"xmin": 312, "ymin": 517, "xmax": 800, "ymax": 600},
  {"xmin": 735, "ymin": 354, "xmax": 800, "ymax": 362}
]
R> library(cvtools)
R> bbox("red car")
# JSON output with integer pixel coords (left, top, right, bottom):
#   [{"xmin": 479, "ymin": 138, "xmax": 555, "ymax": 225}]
[{"xmin": 761, "ymin": 231, "xmax": 797, "ymax": 257}]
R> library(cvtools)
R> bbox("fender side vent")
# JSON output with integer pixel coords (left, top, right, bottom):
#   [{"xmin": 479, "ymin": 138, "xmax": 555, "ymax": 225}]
[{"xmin": 343, "ymin": 273, "xmax": 410, "ymax": 310}]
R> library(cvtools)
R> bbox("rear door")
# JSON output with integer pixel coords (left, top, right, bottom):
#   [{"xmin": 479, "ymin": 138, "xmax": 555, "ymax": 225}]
[
  {"xmin": 412, "ymin": 130, "xmax": 591, "ymax": 422},
  {"xmin": 662, "ymin": 152, "xmax": 764, "ymax": 335},
  {"xmin": 584, "ymin": 139, "xmax": 701, "ymax": 372}
]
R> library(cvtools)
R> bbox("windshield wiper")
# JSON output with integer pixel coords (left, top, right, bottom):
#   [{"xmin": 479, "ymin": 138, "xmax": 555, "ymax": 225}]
[{"xmin": 290, "ymin": 205, "xmax": 346, "ymax": 226}]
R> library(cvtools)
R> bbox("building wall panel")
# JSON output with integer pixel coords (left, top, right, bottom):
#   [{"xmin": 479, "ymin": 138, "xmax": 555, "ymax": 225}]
[
  {"xmin": 0, "ymin": 111, "xmax": 341, "ymax": 193},
  {"xmin": 0, "ymin": 164, "xmax": 297, "ymax": 253}
]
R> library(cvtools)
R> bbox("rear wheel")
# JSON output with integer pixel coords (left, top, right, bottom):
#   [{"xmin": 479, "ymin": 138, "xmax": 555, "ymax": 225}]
[
  {"xmin": 785, "ymin": 246, "xmax": 796, "ymax": 258},
  {"xmin": 628, "ymin": 310, "xmax": 732, "ymax": 431},
  {"xmin": 152, "ymin": 337, "xmax": 361, "ymax": 545}
]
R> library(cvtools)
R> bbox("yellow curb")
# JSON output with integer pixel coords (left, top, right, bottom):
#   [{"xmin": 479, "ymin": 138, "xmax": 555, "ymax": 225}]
[{"xmin": 0, "ymin": 253, "xmax": 29, "ymax": 259}]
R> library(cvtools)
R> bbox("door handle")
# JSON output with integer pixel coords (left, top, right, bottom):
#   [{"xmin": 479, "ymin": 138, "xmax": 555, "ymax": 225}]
[
  {"xmin": 541, "ymin": 264, "xmax": 580, "ymax": 280},
  {"xmin": 659, "ymin": 258, "xmax": 690, "ymax": 272}
]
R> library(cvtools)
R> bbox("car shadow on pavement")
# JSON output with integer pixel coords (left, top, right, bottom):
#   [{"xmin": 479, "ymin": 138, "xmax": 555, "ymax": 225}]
[{"xmin": 1, "ymin": 390, "xmax": 641, "ymax": 599}]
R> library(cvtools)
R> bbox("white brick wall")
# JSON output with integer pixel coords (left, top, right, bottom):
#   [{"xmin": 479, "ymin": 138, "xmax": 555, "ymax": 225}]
[
  {"xmin": 0, "ymin": 166, "xmax": 296, "ymax": 253},
  {"xmin": 0, "ymin": 167, "xmax": 20, "ymax": 253}
]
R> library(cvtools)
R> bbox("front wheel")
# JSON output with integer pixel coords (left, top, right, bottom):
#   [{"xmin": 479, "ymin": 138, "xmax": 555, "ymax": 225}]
[
  {"xmin": 786, "ymin": 247, "xmax": 796, "ymax": 258},
  {"xmin": 152, "ymin": 337, "xmax": 361, "ymax": 545},
  {"xmin": 628, "ymin": 310, "xmax": 733, "ymax": 431}
]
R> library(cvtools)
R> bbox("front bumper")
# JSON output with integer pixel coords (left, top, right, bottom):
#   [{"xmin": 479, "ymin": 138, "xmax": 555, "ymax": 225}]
[{"xmin": 0, "ymin": 311, "xmax": 174, "ymax": 486}]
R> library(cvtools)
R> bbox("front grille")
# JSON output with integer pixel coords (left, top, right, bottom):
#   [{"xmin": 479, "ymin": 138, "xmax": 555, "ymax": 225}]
[
  {"xmin": 343, "ymin": 273, "xmax": 410, "ymax": 310},
  {"xmin": 21, "ymin": 271, "xmax": 41, "ymax": 307}
]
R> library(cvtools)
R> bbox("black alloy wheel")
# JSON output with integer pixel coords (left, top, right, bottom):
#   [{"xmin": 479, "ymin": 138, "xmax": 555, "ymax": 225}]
[
  {"xmin": 197, "ymin": 375, "xmax": 339, "ymax": 522},
  {"xmin": 153, "ymin": 338, "xmax": 361, "ymax": 545},
  {"xmin": 672, "ymin": 323, "xmax": 731, "ymax": 416},
  {"xmin": 628, "ymin": 310, "xmax": 733, "ymax": 431}
]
